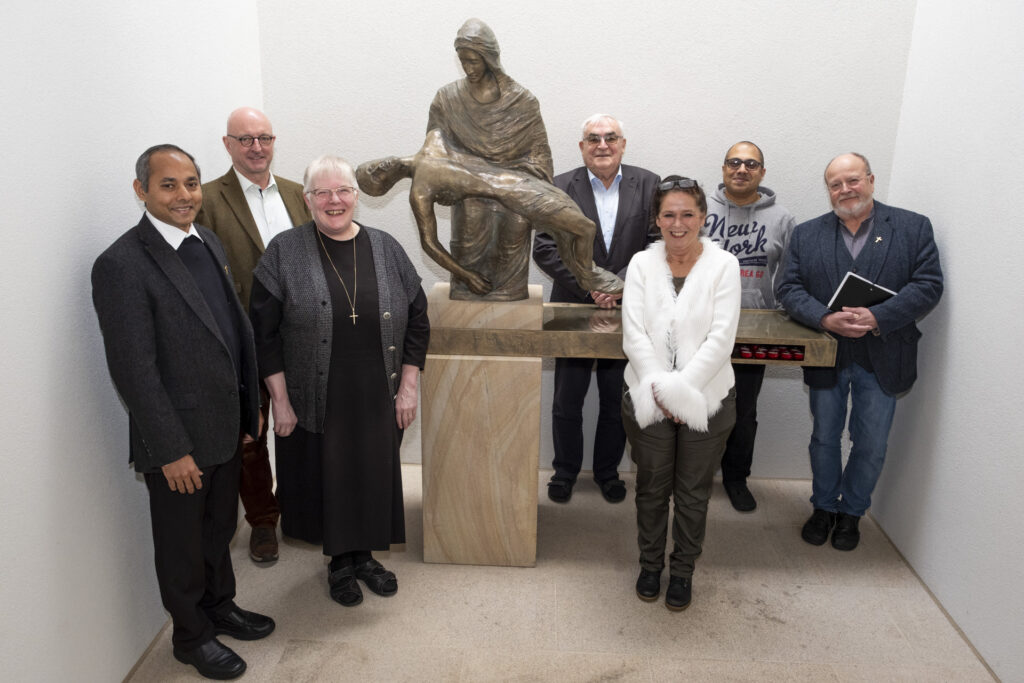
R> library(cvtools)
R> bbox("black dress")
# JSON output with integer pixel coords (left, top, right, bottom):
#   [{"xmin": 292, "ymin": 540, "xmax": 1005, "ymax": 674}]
[{"xmin": 251, "ymin": 227, "xmax": 426, "ymax": 556}]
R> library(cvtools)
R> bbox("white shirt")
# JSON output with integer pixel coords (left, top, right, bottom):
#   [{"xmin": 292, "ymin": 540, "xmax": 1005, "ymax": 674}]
[
  {"xmin": 234, "ymin": 168, "xmax": 295, "ymax": 248},
  {"xmin": 147, "ymin": 211, "xmax": 202, "ymax": 250},
  {"xmin": 588, "ymin": 166, "xmax": 623, "ymax": 251}
]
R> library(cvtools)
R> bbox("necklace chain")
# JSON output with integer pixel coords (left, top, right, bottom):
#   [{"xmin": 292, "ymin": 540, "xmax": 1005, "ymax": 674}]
[{"xmin": 316, "ymin": 228, "xmax": 358, "ymax": 325}]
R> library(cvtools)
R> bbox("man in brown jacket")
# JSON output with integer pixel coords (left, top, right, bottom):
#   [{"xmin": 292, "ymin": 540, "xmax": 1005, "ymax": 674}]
[{"xmin": 196, "ymin": 107, "xmax": 310, "ymax": 563}]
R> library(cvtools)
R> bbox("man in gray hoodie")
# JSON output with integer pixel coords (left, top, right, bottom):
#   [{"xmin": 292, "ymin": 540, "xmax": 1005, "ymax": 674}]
[{"xmin": 705, "ymin": 141, "xmax": 795, "ymax": 512}]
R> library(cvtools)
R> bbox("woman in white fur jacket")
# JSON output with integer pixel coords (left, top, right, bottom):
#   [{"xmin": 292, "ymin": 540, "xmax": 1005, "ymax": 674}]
[{"xmin": 621, "ymin": 177, "xmax": 741, "ymax": 611}]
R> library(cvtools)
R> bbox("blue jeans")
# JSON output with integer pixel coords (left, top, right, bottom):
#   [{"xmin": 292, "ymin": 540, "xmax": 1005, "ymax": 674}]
[{"xmin": 808, "ymin": 363, "xmax": 897, "ymax": 516}]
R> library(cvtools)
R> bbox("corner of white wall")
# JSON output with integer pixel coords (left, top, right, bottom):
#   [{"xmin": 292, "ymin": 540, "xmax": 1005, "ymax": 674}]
[{"xmin": 876, "ymin": 3, "xmax": 1024, "ymax": 680}]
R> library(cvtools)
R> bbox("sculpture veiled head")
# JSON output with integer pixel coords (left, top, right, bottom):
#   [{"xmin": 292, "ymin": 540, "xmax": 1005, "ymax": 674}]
[{"xmin": 454, "ymin": 18, "xmax": 504, "ymax": 76}]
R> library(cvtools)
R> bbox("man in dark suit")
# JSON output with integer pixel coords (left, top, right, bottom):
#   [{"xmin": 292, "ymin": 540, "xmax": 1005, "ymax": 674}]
[
  {"xmin": 533, "ymin": 114, "xmax": 660, "ymax": 504},
  {"xmin": 195, "ymin": 107, "xmax": 310, "ymax": 563},
  {"xmin": 93, "ymin": 145, "xmax": 275, "ymax": 679},
  {"xmin": 777, "ymin": 152, "xmax": 943, "ymax": 551}
]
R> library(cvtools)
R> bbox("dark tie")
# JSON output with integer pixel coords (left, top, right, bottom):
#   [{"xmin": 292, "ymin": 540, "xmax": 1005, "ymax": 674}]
[{"xmin": 177, "ymin": 235, "xmax": 242, "ymax": 381}]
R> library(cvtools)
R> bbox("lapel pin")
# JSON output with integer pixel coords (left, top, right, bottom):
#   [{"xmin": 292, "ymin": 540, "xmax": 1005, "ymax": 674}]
[{"xmin": 875, "ymin": 236, "xmax": 883, "ymax": 243}]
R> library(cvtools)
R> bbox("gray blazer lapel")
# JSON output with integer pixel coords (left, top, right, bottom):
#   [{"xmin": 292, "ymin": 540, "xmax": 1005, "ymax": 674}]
[
  {"xmin": 566, "ymin": 168, "xmax": 602, "ymax": 259},
  {"xmin": 567, "ymin": 169, "xmax": 599, "ymax": 222},
  {"xmin": 859, "ymin": 203, "xmax": 894, "ymax": 286},
  {"xmin": 137, "ymin": 218, "xmax": 227, "ymax": 348},
  {"xmin": 819, "ymin": 213, "xmax": 845, "ymax": 294},
  {"xmin": 611, "ymin": 170, "xmax": 640, "ymax": 259}
]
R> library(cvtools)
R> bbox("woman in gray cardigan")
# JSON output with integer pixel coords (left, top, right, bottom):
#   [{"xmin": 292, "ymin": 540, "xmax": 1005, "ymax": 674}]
[{"xmin": 251, "ymin": 155, "xmax": 429, "ymax": 607}]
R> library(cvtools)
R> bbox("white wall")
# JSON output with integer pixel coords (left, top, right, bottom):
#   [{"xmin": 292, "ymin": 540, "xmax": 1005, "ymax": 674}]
[
  {"xmin": 10, "ymin": 2, "xmax": 1018, "ymax": 680},
  {"xmin": 0, "ymin": 3, "xmax": 262, "ymax": 680},
  {"xmin": 255, "ymin": 0, "xmax": 918, "ymax": 478},
  {"xmin": 873, "ymin": 2, "xmax": 1024, "ymax": 680}
]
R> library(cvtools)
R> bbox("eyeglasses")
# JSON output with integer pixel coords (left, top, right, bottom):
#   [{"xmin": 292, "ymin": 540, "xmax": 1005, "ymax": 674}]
[
  {"xmin": 724, "ymin": 158, "xmax": 763, "ymax": 170},
  {"xmin": 227, "ymin": 134, "xmax": 276, "ymax": 147},
  {"xmin": 308, "ymin": 186, "xmax": 356, "ymax": 201},
  {"xmin": 658, "ymin": 178, "xmax": 698, "ymax": 191},
  {"xmin": 827, "ymin": 176, "xmax": 868, "ymax": 193},
  {"xmin": 584, "ymin": 133, "xmax": 622, "ymax": 146}
]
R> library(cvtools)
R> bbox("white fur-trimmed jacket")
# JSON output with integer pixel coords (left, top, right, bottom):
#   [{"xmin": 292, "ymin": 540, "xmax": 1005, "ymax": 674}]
[{"xmin": 622, "ymin": 238, "xmax": 741, "ymax": 431}]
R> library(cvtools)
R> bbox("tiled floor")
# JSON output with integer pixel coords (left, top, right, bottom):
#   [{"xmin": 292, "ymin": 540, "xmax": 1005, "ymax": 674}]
[{"xmin": 128, "ymin": 466, "xmax": 993, "ymax": 682}]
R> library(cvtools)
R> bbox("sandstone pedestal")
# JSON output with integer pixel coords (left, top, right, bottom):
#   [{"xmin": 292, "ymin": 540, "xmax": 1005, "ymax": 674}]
[{"xmin": 421, "ymin": 284, "xmax": 542, "ymax": 567}]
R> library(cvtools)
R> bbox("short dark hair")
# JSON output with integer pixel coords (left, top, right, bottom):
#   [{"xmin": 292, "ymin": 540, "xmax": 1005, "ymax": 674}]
[
  {"xmin": 135, "ymin": 144, "xmax": 199, "ymax": 191},
  {"xmin": 650, "ymin": 175, "xmax": 707, "ymax": 235},
  {"xmin": 725, "ymin": 140, "xmax": 764, "ymax": 164}
]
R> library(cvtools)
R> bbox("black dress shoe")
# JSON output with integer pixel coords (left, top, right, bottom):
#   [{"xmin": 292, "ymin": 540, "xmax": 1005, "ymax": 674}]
[
  {"xmin": 831, "ymin": 512, "xmax": 861, "ymax": 551},
  {"xmin": 211, "ymin": 606, "xmax": 275, "ymax": 641},
  {"xmin": 801, "ymin": 509, "xmax": 837, "ymax": 546},
  {"xmin": 547, "ymin": 477, "xmax": 574, "ymax": 503},
  {"xmin": 665, "ymin": 576, "xmax": 692, "ymax": 611},
  {"xmin": 723, "ymin": 481, "xmax": 757, "ymax": 512},
  {"xmin": 635, "ymin": 568, "xmax": 661, "ymax": 601},
  {"xmin": 173, "ymin": 637, "xmax": 246, "ymax": 680},
  {"xmin": 354, "ymin": 558, "xmax": 398, "ymax": 596},
  {"xmin": 597, "ymin": 477, "xmax": 627, "ymax": 503}
]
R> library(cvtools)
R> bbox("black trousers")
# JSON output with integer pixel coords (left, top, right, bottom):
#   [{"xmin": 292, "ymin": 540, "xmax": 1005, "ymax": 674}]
[
  {"xmin": 719, "ymin": 364, "xmax": 766, "ymax": 483},
  {"xmin": 551, "ymin": 356, "xmax": 628, "ymax": 482},
  {"xmin": 144, "ymin": 447, "xmax": 241, "ymax": 650}
]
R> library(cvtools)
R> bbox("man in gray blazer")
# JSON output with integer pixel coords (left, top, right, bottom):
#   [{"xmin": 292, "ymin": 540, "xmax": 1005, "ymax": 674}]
[
  {"xmin": 196, "ymin": 107, "xmax": 311, "ymax": 563},
  {"xmin": 93, "ymin": 144, "xmax": 274, "ymax": 679},
  {"xmin": 778, "ymin": 153, "xmax": 943, "ymax": 551},
  {"xmin": 533, "ymin": 114, "xmax": 660, "ymax": 504}
]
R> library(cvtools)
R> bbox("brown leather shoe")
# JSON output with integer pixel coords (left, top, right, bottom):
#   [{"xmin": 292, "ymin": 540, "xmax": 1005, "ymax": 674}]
[{"xmin": 249, "ymin": 525, "xmax": 278, "ymax": 563}]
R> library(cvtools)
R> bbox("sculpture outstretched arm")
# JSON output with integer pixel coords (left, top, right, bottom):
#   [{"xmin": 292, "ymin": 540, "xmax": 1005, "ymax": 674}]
[{"xmin": 409, "ymin": 192, "xmax": 492, "ymax": 296}]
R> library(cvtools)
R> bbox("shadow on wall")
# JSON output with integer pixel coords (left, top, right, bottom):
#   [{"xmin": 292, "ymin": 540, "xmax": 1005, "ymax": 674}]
[{"xmin": 871, "ymin": 294, "xmax": 951, "ymax": 548}]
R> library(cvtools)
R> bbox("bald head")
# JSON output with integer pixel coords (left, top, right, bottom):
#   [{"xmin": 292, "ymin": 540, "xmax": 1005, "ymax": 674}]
[
  {"xmin": 223, "ymin": 107, "xmax": 276, "ymax": 187},
  {"xmin": 825, "ymin": 153, "xmax": 875, "ymax": 223}
]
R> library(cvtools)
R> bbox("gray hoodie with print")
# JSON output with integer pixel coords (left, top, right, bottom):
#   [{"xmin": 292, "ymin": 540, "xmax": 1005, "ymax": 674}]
[{"xmin": 704, "ymin": 184, "xmax": 796, "ymax": 309}]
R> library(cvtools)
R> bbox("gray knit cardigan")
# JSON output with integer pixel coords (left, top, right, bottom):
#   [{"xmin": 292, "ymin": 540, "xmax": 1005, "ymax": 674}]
[{"xmin": 253, "ymin": 222, "xmax": 422, "ymax": 433}]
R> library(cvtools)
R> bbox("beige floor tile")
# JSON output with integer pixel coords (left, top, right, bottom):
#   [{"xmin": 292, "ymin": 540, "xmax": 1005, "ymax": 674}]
[
  {"xmin": 879, "ymin": 585, "xmax": 990, "ymax": 668},
  {"xmin": 551, "ymin": 569, "xmax": 743, "ymax": 660},
  {"xmin": 271, "ymin": 640, "xmax": 463, "ymax": 682},
  {"xmin": 128, "ymin": 465, "xmax": 991, "ymax": 681},
  {"xmin": 705, "ymin": 581, "xmax": 913, "ymax": 664},
  {"xmin": 652, "ymin": 658, "xmax": 841, "ymax": 682},
  {"xmin": 460, "ymin": 649, "xmax": 654, "ymax": 682},
  {"xmin": 832, "ymin": 662, "xmax": 995, "ymax": 682}
]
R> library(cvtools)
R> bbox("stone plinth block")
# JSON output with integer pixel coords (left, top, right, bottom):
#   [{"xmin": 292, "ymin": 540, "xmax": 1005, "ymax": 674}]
[{"xmin": 421, "ymin": 284, "xmax": 542, "ymax": 567}]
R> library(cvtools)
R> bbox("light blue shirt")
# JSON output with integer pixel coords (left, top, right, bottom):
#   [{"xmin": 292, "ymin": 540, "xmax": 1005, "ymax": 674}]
[{"xmin": 587, "ymin": 166, "xmax": 623, "ymax": 251}]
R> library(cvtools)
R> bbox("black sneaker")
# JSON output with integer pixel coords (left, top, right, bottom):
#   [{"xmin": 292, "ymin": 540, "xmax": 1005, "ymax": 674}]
[
  {"xmin": 831, "ymin": 512, "xmax": 861, "ymax": 551},
  {"xmin": 801, "ymin": 509, "xmax": 837, "ymax": 545},
  {"xmin": 547, "ymin": 477, "xmax": 574, "ymax": 503},
  {"xmin": 665, "ymin": 576, "xmax": 692, "ymax": 611},
  {"xmin": 635, "ymin": 568, "xmax": 661, "ymax": 601},
  {"xmin": 723, "ymin": 481, "xmax": 757, "ymax": 512}
]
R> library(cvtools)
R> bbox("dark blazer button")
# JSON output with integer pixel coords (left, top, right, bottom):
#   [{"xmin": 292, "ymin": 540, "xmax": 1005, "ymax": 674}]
[{"xmin": 382, "ymin": 311, "xmax": 391, "ymax": 320}]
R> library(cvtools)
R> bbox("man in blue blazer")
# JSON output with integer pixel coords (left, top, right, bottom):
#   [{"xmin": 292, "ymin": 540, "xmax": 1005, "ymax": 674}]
[
  {"xmin": 533, "ymin": 114, "xmax": 660, "ymax": 504},
  {"xmin": 777, "ymin": 153, "xmax": 943, "ymax": 551},
  {"xmin": 92, "ymin": 145, "xmax": 274, "ymax": 679}
]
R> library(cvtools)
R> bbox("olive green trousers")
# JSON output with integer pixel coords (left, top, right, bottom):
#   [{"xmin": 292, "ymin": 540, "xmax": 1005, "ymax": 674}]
[{"xmin": 622, "ymin": 387, "xmax": 736, "ymax": 578}]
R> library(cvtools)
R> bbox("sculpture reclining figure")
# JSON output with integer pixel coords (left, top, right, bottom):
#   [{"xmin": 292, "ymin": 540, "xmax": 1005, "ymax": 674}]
[{"xmin": 357, "ymin": 129, "xmax": 624, "ymax": 298}]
